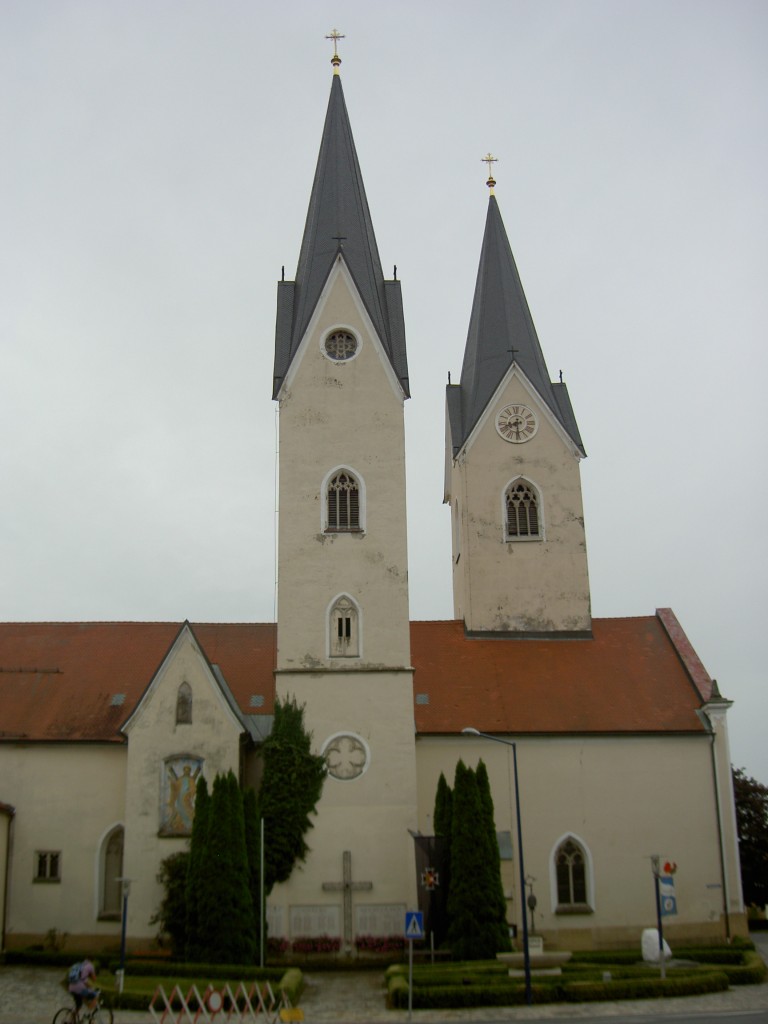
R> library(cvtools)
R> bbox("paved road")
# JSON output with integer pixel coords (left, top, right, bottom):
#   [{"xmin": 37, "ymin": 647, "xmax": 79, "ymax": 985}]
[{"xmin": 1, "ymin": 936, "xmax": 767, "ymax": 1024}]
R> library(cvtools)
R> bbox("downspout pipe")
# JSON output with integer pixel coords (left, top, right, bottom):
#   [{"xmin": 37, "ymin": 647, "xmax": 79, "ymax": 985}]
[{"xmin": 698, "ymin": 688, "xmax": 736, "ymax": 943}]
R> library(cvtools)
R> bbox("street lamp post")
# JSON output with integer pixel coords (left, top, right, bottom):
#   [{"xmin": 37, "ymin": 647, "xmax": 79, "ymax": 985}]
[
  {"xmin": 115, "ymin": 877, "xmax": 132, "ymax": 995},
  {"xmin": 461, "ymin": 727, "xmax": 532, "ymax": 1006}
]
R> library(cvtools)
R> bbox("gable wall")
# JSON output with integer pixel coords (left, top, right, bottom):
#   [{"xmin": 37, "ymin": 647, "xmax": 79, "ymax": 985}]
[{"xmin": 121, "ymin": 630, "xmax": 245, "ymax": 942}]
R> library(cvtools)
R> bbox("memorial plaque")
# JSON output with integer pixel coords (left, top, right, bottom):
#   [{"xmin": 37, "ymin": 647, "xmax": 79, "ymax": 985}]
[
  {"xmin": 356, "ymin": 903, "xmax": 407, "ymax": 936},
  {"xmin": 290, "ymin": 904, "xmax": 341, "ymax": 937},
  {"xmin": 266, "ymin": 903, "xmax": 284, "ymax": 938}
]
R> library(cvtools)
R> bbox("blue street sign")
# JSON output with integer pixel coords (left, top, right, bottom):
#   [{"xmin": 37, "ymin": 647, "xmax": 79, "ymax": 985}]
[{"xmin": 404, "ymin": 910, "xmax": 424, "ymax": 940}]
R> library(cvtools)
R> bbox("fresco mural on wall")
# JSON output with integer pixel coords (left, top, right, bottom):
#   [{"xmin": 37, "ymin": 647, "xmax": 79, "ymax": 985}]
[{"xmin": 160, "ymin": 755, "xmax": 203, "ymax": 835}]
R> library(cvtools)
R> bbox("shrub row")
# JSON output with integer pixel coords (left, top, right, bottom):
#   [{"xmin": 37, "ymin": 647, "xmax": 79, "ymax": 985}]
[
  {"xmin": 106, "ymin": 959, "xmax": 281, "ymax": 980},
  {"xmin": 387, "ymin": 969, "xmax": 731, "ymax": 1009}
]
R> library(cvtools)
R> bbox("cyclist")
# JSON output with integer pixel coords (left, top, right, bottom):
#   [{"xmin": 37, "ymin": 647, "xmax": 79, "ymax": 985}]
[{"xmin": 68, "ymin": 960, "xmax": 99, "ymax": 1012}]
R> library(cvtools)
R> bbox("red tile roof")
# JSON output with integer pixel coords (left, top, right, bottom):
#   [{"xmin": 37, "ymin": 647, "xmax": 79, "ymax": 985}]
[
  {"xmin": 0, "ymin": 622, "xmax": 276, "ymax": 743},
  {"xmin": 0, "ymin": 612, "xmax": 709, "ymax": 743},
  {"xmin": 410, "ymin": 614, "xmax": 708, "ymax": 735}
]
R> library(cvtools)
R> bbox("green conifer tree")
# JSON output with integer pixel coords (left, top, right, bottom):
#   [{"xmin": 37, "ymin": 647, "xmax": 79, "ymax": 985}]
[
  {"xmin": 447, "ymin": 761, "xmax": 507, "ymax": 959},
  {"xmin": 196, "ymin": 773, "xmax": 231, "ymax": 962},
  {"xmin": 430, "ymin": 771, "xmax": 453, "ymax": 948},
  {"xmin": 225, "ymin": 770, "xmax": 258, "ymax": 962},
  {"xmin": 476, "ymin": 759, "xmax": 511, "ymax": 952},
  {"xmin": 185, "ymin": 774, "xmax": 209, "ymax": 961},
  {"xmin": 242, "ymin": 786, "xmax": 263, "ymax": 957},
  {"xmin": 433, "ymin": 771, "xmax": 453, "ymax": 837},
  {"xmin": 257, "ymin": 697, "xmax": 326, "ymax": 893}
]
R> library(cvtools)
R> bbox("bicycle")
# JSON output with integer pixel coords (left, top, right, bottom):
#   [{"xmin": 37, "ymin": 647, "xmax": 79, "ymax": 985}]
[{"xmin": 52, "ymin": 990, "xmax": 114, "ymax": 1024}]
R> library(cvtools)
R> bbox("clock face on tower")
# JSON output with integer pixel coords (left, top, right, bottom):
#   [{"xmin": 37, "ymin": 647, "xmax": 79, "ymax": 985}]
[{"xmin": 496, "ymin": 404, "xmax": 538, "ymax": 443}]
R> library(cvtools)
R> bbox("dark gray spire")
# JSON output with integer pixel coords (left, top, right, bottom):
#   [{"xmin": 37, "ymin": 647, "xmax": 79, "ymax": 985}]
[
  {"xmin": 447, "ymin": 195, "xmax": 584, "ymax": 455},
  {"xmin": 273, "ymin": 74, "xmax": 409, "ymax": 399}
]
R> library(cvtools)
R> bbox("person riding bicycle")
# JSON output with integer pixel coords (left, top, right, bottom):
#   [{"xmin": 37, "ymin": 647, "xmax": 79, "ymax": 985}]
[{"xmin": 67, "ymin": 959, "xmax": 99, "ymax": 1012}]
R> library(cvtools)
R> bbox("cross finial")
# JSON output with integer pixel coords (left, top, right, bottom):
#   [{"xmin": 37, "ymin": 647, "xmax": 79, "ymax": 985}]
[
  {"xmin": 482, "ymin": 152, "xmax": 498, "ymax": 193},
  {"xmin": 326, "ymin": 28, "xmax": 345, "ymax": 73}
]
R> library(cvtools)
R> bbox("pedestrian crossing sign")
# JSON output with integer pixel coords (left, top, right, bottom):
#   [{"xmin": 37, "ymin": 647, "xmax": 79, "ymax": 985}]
[{"xmin": 404, "ymin": 910, "xmax": 424, "ymax": 940}]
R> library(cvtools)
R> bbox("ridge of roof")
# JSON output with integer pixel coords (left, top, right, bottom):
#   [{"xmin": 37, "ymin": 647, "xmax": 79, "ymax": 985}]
[
  {"xmin": 273, "ymin": 74, "xmax": 408, "ymax": 398},
  {"xmin": 450, "ymin": 195, "xmax": 583, "ymax": 453}
]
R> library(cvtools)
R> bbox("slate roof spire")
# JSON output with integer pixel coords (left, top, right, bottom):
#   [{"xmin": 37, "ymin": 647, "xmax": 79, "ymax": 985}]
[
  {"xmin": 273, "ymin": 51, "xmax": 409, "ymax": 398},
  {"xmin": 447, "ymin": 175, "xmax": 584, "ymax": 455}
]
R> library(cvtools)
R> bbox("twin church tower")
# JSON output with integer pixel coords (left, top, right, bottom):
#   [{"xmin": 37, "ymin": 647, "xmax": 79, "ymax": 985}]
[
  {"xmin": 273, "ymin": 47, "xmax": 590, "ymax": 676},
  {"xmin": 268, "ymin": 45, "xmax": 592, "ymax": 922}
]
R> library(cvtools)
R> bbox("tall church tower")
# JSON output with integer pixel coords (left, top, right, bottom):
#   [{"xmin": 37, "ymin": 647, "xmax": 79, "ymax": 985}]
[
  {"xmin": 271, "ymin": 44, "xmax": 418, "ymax": 940},
  {"xmin": 445, "ymin": 168, "xmax": 591, "ymax": 635}
]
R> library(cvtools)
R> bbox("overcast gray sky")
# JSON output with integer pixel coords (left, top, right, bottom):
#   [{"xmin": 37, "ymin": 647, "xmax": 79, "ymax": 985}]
[{"xmin": 2, "ymin": 1, "xmax": 766, "ymax": 781}]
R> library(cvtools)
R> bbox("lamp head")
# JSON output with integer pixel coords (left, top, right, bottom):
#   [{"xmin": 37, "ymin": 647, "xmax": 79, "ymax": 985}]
[{"xmin": 461, "ymin": 727, "xmax": 480, "ymax": 736}]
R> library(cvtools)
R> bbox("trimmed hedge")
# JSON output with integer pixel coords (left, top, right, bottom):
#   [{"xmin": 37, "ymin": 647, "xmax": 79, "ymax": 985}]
[
  {"xmin": 562, "ymin": 971, "xmax": 729, "ymax": 1002},
  {"xmin": 387, "ymin": 969, "xmax": 731, "ymax": 1009},
  {"xmin": 718, "ymin": 951, "xmax": 767, "ymax": 986},
  {"xmin": 106, "ymin": 959, "xmax": 281, "ymax": 980}
]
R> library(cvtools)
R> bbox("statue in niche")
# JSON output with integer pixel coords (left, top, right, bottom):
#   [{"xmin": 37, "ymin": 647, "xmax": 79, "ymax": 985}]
[{"xmin": 161, "ymin": 756, "xmax": 203, "ymax": 835}]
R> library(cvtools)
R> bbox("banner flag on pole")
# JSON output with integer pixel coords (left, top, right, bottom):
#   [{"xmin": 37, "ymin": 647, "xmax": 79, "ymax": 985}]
[{"xmin": 659, "ymin": 873, "xmax": 677, "ymax": 917}]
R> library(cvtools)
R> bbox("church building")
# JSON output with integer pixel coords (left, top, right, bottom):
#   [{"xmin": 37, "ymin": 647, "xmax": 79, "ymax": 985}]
[{"xmin": 0, "ymin": 48, "xmax": 745, "ymax": 954}]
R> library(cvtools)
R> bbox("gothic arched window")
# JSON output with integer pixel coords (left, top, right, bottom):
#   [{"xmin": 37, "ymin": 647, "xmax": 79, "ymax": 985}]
[
  {"xmin": 99, "ymin": 825, "xmax": 124, "ymax": 919},
  {"xmin": 555, "ymin": 837, "xmax": 588, "ymax": 908},
  {"xmin": 176, "ymin": 682, "xmax": 192, "ymax": 725},
  {"xmin": 326, "ymin": 471, "xmax": 361, "ymax": 532},
  {"xmin": 505, "ymin": 479, "xmax": 541, "ymax": 540}
]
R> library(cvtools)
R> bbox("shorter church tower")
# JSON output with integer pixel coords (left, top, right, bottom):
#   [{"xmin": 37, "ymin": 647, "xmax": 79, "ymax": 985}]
[{"xmin": 445, "ymin": 163, "xmax": 591, "ymax": 635}]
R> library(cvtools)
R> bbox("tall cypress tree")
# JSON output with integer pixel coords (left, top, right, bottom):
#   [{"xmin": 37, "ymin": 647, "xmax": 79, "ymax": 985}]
[
  {"xmin": 258, "ymin": 697, "xmax": 326, "ymax": 893},
  {"xmin": 242, "ymin": 786, "xmax": 263, "ymax": 958},
  {"xmin": 431, "ymin": 771, "xmax": 453, "ymax": 948},
  {"xmin": 197, "ymin": 773, "xmax": 231, "ymax": 961},
  {"xmin": 433, "ymin": 771, "xmax": 453, "ymax": 837},
  {"xmin": 476, "ymin": 759, "xmax": 511, "ymax": 952},
  {"xmin": 185, "ymin": 774, "xmax": 209, "ymax": 961},
  {"xmin": 447, "ymin": 761, "xmax": 508, "ymax": 960},
  {"xmin": 225, "ymin": 770, "xmax": 258, "ymax": 962}
]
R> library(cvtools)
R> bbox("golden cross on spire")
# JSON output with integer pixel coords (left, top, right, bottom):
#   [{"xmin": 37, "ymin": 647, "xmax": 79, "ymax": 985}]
[
  {"xmin": 482, "ymin": 152, "xmax": 498, "ymax": 193},
  {"xmin": 326, "ymin": 28, "xmax": 345, "ymax": 73}
]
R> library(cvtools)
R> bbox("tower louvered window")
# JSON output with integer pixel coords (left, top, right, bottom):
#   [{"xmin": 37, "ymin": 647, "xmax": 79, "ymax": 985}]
[
  {"xmin": 556, "ymin": 838, "xmax": 588, "ymax": 907},
  {"xmin": 327, "ymin": 471, "xmax": 360, "ymax": 532},
  {"xmin": 505, "ymin": 480, "xmax": 540, "ymax": 539}
]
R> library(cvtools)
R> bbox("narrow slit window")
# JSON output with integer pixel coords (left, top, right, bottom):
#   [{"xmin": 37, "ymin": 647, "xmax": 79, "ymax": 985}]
[
  {"xmin": 330, "ymin": 597, "xmax": 359, "ymax": 657},
  {"xmin": 176, "ymin": 682, "xmax": 192, "ymax": 724}
]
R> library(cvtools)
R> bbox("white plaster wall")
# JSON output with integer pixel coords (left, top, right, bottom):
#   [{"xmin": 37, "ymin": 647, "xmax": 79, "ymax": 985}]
[
  {"xmin": 450, "ymin": 376, "xmax": 591, "ymax": 633},
  {"xmin": 276, "ymin": 272, "xmax": 410, "ymax": 670},
  {"xmin": 272, "ymin": 671, "xmax": 419, "ymax": 935},
  {"xmin": 0, "ymin": 744, "xmax": 126, "ymax": 943},
  {"xmin": 416, "ymin": 733, "xmax": 735, "ymax": 944},
  {"xmin": 122, "ymin": 629, "xmax": 245, "ymax": 940}
]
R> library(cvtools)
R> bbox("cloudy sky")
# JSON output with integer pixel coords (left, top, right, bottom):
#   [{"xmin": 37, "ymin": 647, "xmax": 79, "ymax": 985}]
[{"xmin": 2, "ymin": 2, "xmax": 766, "ymax": 779}]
